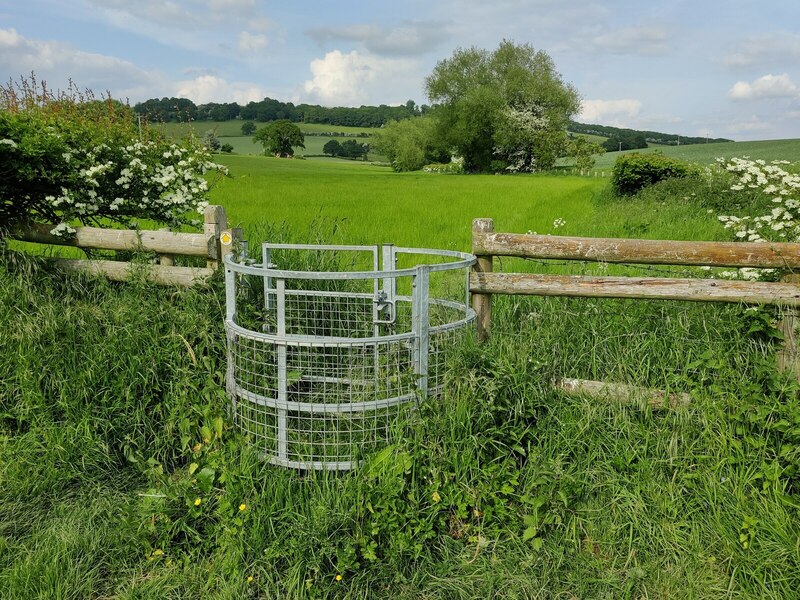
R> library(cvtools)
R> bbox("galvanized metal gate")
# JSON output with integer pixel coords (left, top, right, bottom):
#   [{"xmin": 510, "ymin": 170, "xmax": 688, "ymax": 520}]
[{"xmin": 224, "ymin": 243, "xmax": 476, "ymax": 470}]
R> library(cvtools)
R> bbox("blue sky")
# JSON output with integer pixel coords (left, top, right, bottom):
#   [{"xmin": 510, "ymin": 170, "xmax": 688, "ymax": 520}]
[{"xmin": 1, "ymin": 0, "xmax": 799, "ymax": 140}]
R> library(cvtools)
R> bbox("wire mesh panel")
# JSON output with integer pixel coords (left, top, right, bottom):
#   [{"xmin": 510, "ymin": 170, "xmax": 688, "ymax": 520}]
[{"xmin": 224, "ymin": 243, "xmax": 476, "ymax": 470}]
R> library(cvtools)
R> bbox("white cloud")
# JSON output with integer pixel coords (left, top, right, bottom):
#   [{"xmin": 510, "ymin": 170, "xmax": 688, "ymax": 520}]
[
  {"xmin": 0, "ymin": 28, "xmax": 269, "ymax": 104},
  {"xmin": 578, "ymin": 98, "xmax": 642, "ymax": 125},
  {"xmin": 586, "ymin": 26, "xmax": 672, "ymax": 56},
  {"xmin": 238, "ymin": 31, "xmax": 268, "ymax": 53},
  {"xmin": 0, "ymin": 27, "xmax": 162, "ymax": 100},
  {"xmin": 307, "ymin": 21, "xmax": 449, "ymax": 57},
  {"xmin": 174, "ymin": 75, "xmax": 268, "ymax": 104},
  {"xmin": 725, "ymin": 116, "xmax": 773, "ymax": 134},
  {"xmin": 720, "ymin": 32, "xmax": 800, "ymax": 68},
  {"xmin": 207, "ymin": 0, "xmax": 255, "ymax": 12},
  {"xmin": 303, "ymin": 49, "xmax": 417, "ymax": 106},
  {"xmin": 729, "ymin": 73, "xmax": 799, "ymax": 100}
]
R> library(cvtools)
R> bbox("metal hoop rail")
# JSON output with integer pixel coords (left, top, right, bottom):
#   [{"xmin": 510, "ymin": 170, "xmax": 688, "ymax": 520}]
[{"xmin": 224, "ymin": 243, "xmax": 476, "ymax": 470}]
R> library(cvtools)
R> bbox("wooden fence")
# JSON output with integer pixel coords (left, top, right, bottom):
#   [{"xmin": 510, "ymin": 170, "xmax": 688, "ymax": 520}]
[
  {"xmin": 470, "ymin": 218, "xmax": 800, "ymax": 380},
  {"xmin": 10, "ymin": 205, "xmax": 239, "ymax": 286}
]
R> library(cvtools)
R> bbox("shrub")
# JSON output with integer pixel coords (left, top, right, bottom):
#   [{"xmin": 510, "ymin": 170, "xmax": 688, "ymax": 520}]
[
  {"xmin": 220, "ymin": 143, "xmax": 234, "ymax": 154},
  {"xmin": 422, "ymin": 158, "xmax": 464, "ymax": 174},
  {"xmin": 716, "ymin": 157, "xmax": 800, "ymax": 243},
  {"xmin": 611, "ymin": 152, "xmax": 695, "ymax": 195},
  {"xmin": 0, "ymin": 77, "xmax": 227, "ymax": 233}
]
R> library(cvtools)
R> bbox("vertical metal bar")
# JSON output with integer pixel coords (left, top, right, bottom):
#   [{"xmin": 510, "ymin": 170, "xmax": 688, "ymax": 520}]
[
  {"xmin": 464, "ymin": 264, "xmax": 471, "ymax": 317},
  {"xmin": 411, "ymin": 265, "xmax": 430, "ymax": 399},
  {"xmin": 262, "ymin": 244, "xmax": 274, "ymax": 312},
  {"xmin": 372, "ymin": 246, "xmax": 382, "ymax": 397},
  {"xmin": 276, "ymin": 278, "xmax": 288, "ymax": 461},
  {"xmin": 381, "ymin": 244, "xmax": 396, "ymax": 322},
  {"xmin": 224, "ymin": 264, "xmax": 237, "ymax": 420},
  {"xmin": 371, "ymin": 245, "xmax": 380, "ymax": 330}
]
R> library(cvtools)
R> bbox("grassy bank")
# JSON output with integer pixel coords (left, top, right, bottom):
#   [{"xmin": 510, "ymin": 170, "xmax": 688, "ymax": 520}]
[{"xmin": 2, "ymin": 158, "xmax": 799, "ymax": 598}]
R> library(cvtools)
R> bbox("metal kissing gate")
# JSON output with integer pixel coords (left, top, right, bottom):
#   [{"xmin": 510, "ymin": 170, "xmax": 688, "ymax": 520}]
[{"xmin": 223, "ymin": 243, "xmax": 476, "ymax": 470}]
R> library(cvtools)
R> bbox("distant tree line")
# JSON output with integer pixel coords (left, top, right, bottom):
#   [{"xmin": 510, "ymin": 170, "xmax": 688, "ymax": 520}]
[
  {"xmin": 133, "ymin": 97, "xmax": 427, "ymax": 128},
  {"xmin": 568, "ymin": 121, "xmax": 732, "ymax": 146},
  {"xmin": 322, "ymin": 139, "xmax": 370, "ymax": 160}
]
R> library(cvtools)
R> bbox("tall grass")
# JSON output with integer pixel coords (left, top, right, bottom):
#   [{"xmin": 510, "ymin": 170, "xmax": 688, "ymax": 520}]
[{"xmin": 2, "ymin": 162, "xmax": 799, "ymax": 598}]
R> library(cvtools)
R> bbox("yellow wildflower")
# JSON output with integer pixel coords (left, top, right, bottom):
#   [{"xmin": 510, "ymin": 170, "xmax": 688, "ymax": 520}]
[
  {"xmin": 335, "ymin": 574, "xmax": 343, "ymax": 582},
  {"xmin": 194, "ymin": 498, "xmax": 202, "ymax": 506},
  {"xmin": 247, "ymin": 575, "xmax": 254, "ymax": 583},
  {"xmin": 239, "ymin": 503, "xmax": 247, "ymax": 511},
  {"xmin": 432, "ymin": 491, "xmax": 441, "ymax": 503}
]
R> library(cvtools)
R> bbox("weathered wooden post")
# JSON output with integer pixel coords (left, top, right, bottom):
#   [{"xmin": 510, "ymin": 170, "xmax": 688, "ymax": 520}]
[
  {"xmin": 777, "ymin": 274, "xmax": 800, "ymax": 381},
  {"xmin": 204, "ymin": 205, "xmax": 228, "ymax": 269},
  {"xmin": 158, "ymin": 227, "xmax": 175, "ymax": 266},
  {"xmin": 472, "ymin": 218, "xmax": 494, "ymax": 343}
]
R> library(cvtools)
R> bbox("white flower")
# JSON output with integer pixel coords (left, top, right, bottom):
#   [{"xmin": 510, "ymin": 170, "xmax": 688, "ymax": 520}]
[
  {"xmin": 0, "ymin": 138, "xmax": 17, "ymax": 148},
  {"xmin": 49, "ymin": 222, "xmax": 76, "ymax": 237}
]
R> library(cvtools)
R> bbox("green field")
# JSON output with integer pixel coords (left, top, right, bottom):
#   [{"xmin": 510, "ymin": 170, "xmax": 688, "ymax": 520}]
[
  {"xmin": 156, "ymin": 120, "xmax": 376, "ymax": 139},
  {"xmin": 210, "ymin": 155, "xmax": 723, "ymax": 249},
  {"xmin": 160, "ymin": 120, "xmax": 800, "ymax": 172},
  {"xmin": 592, "ymin": 138, "xmax": 800, "ymax": 169},
  {"xmin": 4, "ymin": 154, "xmax": 799, "ymax": 598}
]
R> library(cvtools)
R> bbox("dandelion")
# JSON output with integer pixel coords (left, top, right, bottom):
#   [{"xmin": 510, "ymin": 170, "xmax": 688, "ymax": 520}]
[{"xmin": 194, "ymin": 498, "xmax": 202, "ymax": 506}]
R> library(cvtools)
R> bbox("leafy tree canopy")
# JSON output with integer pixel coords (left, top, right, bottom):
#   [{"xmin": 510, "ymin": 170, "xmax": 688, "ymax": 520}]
[
  {"xmin": 253, "ymin": 120, "xmax": 304, "ymax": 157},
  {"xmin": 373, "ymin": 116, "xmax": 449, "ymax": 172},
  {"xmin": 425, "ymin": 40, "xmax": 580, "ymax": 173}
]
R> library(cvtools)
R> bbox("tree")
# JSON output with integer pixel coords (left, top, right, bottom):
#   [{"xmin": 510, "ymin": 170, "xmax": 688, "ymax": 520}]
[
  {"xmin": 241, "ymin": 120, "xmax": 256, "ymax": 136},
  {"xmin": 253, "ymin": 120, "xmax": 304, "ymax": 157},
  {"xmin": 203, "ymin": 130, "xmax": 221, "ymax": 151},
  {"xmin": 373, "ymin": 116, "xmax": 449, "ymax": 172},
  {"xmin": 323, "ymin": 139, "xmax": 342, "ymax": 157},
  {"xmin": 568, "ymin": 136, "xmax": 605, "ymax": 171},
  {"xmin": 602, "ymin": 132, "xmax": 647, "ymax": 152},
  {"xmin": 340, "ymin": 139, "xmax": 369, "ymax": 160},
  {"xmin": 425, "ymin": 40, "xmax": 580, "ymax": 173}
]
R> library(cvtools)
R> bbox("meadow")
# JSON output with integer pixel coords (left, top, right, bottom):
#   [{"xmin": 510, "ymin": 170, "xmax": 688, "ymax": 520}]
[
  {"xmin": 155, "ymin": 120, "xmax": 376, "ymax": 139},
  {"xmin": 159, "ymin": 120, "xmax": 800, "ymax": 174},
  {"xmin": 2, "ymin": 153, "xmax": 799, "ymax": 598},
  {"xmin": 590, "ymin": 138, "xmax": 800, "ymax": 170}
]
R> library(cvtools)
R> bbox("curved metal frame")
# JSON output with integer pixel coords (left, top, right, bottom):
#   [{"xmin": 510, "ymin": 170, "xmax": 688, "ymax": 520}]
[{"xmin": 224, "ymin": 243, "xmax": 476, "ymax": 470}]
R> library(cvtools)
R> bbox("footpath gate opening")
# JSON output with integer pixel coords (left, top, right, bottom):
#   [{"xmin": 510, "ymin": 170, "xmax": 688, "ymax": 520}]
[{"xmin": 223, "ymin": 243, "xmax": 475, "ymax": 470}]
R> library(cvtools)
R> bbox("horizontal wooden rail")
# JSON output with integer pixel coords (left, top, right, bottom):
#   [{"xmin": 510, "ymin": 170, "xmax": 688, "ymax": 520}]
[
  {"xmin": 470, "ymin": 272, "xmax": 800, "ymax": 306},
  {"xmin": 555, "ymin": 378, "xmax": 691, "ymax": 409},
  {"xmin": 55, "ymin": 259, "xmax": 214, "ymax": 287},
  {"xmin": 15, "ymin": 224, "xmax": 217, "ymax": 259},
  {"xmin": 474, "ymin": 232, "xmax": 800, "ymax": 269}
]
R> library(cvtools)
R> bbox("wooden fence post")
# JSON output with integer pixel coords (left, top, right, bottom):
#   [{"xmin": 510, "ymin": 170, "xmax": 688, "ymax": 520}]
[
  {"xmin": 157, "ymin": 227, "xmax": 175, "ymax": 266},
  {"xmin": 777, "ymin": 274, "xmax": 800, "ymax": 381},
  {"xmin": 472, "ymin": 218, "xmax": 494, "ymax": 343},
  {"xmin": 204, "ymin": 205, "xmax": 228, "ymax": 269},
  {"xmin": 219, "ymin": 227, "xmax": 243, "ymax": 264}
]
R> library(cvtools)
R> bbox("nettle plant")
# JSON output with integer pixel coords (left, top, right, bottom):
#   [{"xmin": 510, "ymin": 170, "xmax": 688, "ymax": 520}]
[{"xmin": 0, "ymin": 77, "xmax": 227, "ymax": 236}]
